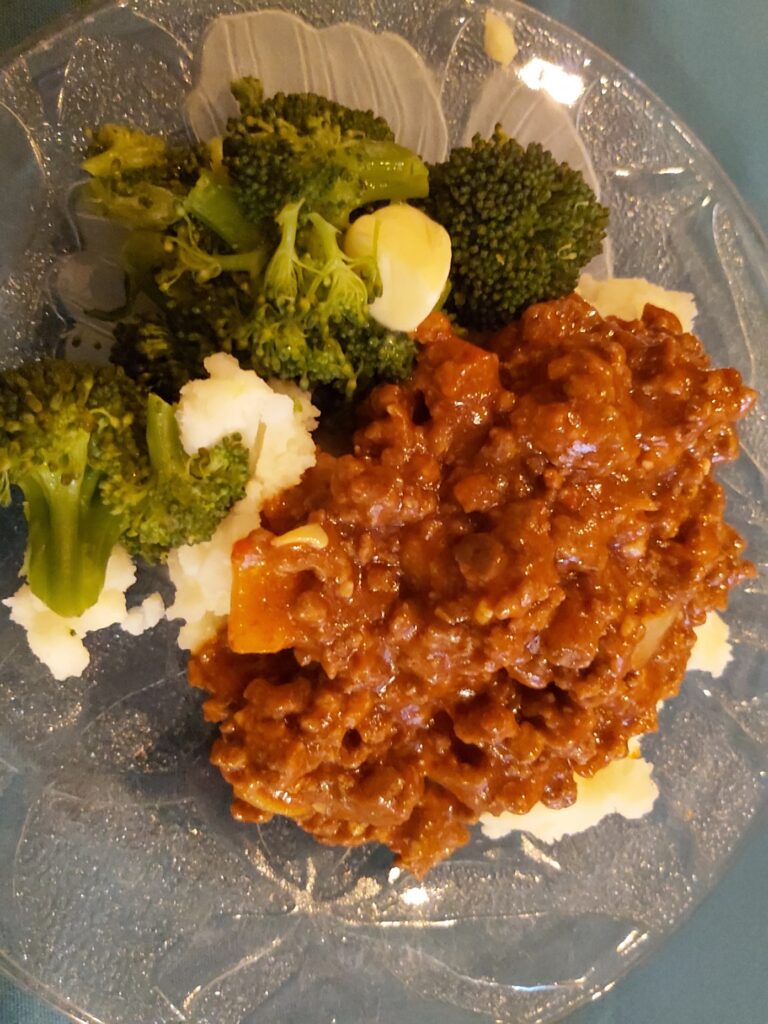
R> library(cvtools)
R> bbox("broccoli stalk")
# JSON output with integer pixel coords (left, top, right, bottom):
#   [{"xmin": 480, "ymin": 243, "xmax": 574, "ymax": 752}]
[
  {"xmin": 21, "ymin": 442, "xmax": 124, "ymax": 618},
  {"xmin": 157, "ymin": 222, "xmax": 269, "ymax": 293},
  {"xmin": 184, "ymin": 170, "xmax": 266, "ymax": 252},
  {"xmin": 263, "ymin": 200, "xmax": 305, "ymax": 311},
  {"xmin": 145, "ymin": 392, "xmax": 187, "ymax": 477},
  {"xmin": 0, "ymin": 361, "xmax": 143, "ymax": 617}
]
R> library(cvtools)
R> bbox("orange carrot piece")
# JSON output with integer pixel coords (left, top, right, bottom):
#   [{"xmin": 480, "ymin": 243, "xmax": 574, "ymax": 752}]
[{"xmin": 229, "ymin": 533, "xmax": 302, "ymax": 654}]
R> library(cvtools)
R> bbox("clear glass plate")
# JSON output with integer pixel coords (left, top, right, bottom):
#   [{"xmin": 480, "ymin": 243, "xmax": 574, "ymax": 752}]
[{"xmin": 0, "ymin": 2, "xmax": 766, "ymax": 1023}]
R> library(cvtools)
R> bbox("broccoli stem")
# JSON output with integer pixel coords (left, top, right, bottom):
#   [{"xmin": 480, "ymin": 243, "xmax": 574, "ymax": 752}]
[
  {"xmin": 264, "ymin": 200, "xmax": 304, "ymax": 310},
  {"xmin": 145, "ymin": 393, "xmax": 186, "ymax": 480},
  {"xmin": 306, "ymin": 212, "xmax": 370, "ymax": 315},
  {"xmin": 333, "ymin": 140, "xmax": 429, "ymax": 221},
  {"xmin": 22, "ymin": 435, "xmax": 123, "ymax": 618},
  {"xmin": 186, "ymin": 171, "xmax": 266, "ymax": 252}
]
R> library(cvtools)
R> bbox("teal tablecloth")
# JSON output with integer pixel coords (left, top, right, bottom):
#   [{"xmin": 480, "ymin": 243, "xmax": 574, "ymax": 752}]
[{"xmin": 1, "ymin": 2, "xmax": 767, "ymax": 1022}]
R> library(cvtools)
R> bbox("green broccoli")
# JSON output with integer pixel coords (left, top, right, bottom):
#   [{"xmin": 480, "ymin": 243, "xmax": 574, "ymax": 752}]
[
  {"xmin": 82, "ymin": 124, "xmax": 208, "ymax": 232},
  {"xmin": 156, "ymin": 220, "xmax": 269, "ymax": 292},
  {"xmin": 83, "ymin": 127, "xmax": 262, "ymax": 251},
  {"xmin": 421, "ymin": 126, "xmax": 609, "ymax": 330},
  {"xmin": 110, "ymin": 198, "xmax": 416, "ymax": 399},
  {"xmin": 0, "ymin": 360, "xmax": 144, "ymax": 616},
  {"xmin": 223, "ymin": 77, "xmax": 430, "ymax": 229},
  {"xmin": 0, "ymin": 359, "xmax": 249, "ymax": 617},
  {"xmin": 263, "ymin": 200, "xmax": 306, "ymax": 311},
  {"xmin": 233, "ymin": 202, "xmax": 415, "ymax": 394},
  {"xmin": 113, "ymin": 394, "xmax": 249, "ymax": 562},
  {"xmin": 184, "ymin": 170, "xmax": 266, "ymax": 253},
  {"xmin": 304, "ymin": 211, "xmax": 373, "ymax": 319},
  {"xmin": 81, "ymin": 83, "xmax": 422, "ymax": 398},
  {"xmin": 110, "ymin": 317, "xmax": 211, "ymax": 405}
]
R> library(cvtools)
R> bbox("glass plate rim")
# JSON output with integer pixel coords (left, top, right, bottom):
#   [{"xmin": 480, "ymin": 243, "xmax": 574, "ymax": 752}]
[{"xmin": 0, "ymin": 3, "xmax": 766, "ymax": 1023}]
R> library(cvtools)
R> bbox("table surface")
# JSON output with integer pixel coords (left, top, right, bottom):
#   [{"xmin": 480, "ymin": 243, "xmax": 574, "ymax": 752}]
[{"xmin": 1, "ymin": 1, "xmax": 767, "ymax": 1022}]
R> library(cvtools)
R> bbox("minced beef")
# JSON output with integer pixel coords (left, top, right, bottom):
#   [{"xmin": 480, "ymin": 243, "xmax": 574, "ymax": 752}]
[{"xmin": 189, "ymin": 298, "xmax": 755, "ymax": 875}]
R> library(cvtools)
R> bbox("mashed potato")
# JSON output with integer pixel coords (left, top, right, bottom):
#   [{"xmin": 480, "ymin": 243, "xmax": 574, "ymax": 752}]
[
  {"xmin": 167, "ymin": 354, "xmax": 318, "ymax": 651},
  {"xmin": 577, "ymin": 273, "xmax": 697, "ymax": 333},
  {"xmin": 3, "ymin": 547, "xmax": 163, "ymax": 680}
]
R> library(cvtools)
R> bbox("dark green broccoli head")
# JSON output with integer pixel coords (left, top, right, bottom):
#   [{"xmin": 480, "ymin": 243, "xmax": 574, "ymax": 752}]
[
  {"xmin": 422, "ymin": 126, "xmax": 609, "ymax": 330},
  {"xmin": 223, "ymin": 77, "xmax": 429, "ymax": 229},
  {"xmin": 340, "ymin": 320, "xmax": 416, "ymax": 391},
  {"xmin": 111, "ymin": 318, "xmax": 214, "ymax": 403},
  {"xmin": 230, "ymin": 77, "xmax": 395, "ymax": 142},
  {"xmin": 0, "ymin": 360, "xmax": 145, "ymax": 616}
]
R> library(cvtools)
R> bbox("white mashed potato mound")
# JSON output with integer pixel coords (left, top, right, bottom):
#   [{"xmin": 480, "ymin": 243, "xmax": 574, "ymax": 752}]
[
  {"xmin": 2, "ymin": 547, "xmax": 162, "ymax": 681},
  {"xmin": 167, "ymin": 353, "xmax": 318, "ymax": 651},
  {"xmin": 688, "ymin": 611, "xmax": 733, "ymax": 676},
  {"xmin": 577, "ymin": 273, "xmax": 698, "ymax": 333},
  {"xmin": 121, "ymin": 592, "xmax": 166, "ymax": 638}
]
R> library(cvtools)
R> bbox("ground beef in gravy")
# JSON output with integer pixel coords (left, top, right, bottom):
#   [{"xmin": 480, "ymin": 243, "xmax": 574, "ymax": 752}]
[{"xmin": 189, "ymin": 298, "xmax": 755, "ymax": 875}]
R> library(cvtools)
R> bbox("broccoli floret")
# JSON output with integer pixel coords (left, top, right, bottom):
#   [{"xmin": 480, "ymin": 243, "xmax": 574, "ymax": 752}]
[
  {"xmin": 83, "ymin": 126, "xmax": 266, "ymax": 250},
  {"xmin": 421, "ymin": 126, "xmax": 609, "ymax": 330},
  {"xmin": 342, "ymin": 321, "xmax": 416, "ymax": 389},
  {"xmin": 263, "ymin": 200, "xmax": 306, "ymax": 312},
  {"xmin": 111, "ymin": 201, "xmax": 407, "ymax": 400},
  {"xmin": 0, "ymin": 360, "xmax": 144, "ymax": 616},
  {"xmin": 82, "ymin": 125, "xmax": 210, "ymax": 231},
  {"xmin": 231, "ymin": 78, "xmax": 395, "ymax": 141},
  {"xmin": 85, "ymin": 177, "xmax": 182, "ymax": 231},
  {"xmin": 81, "ymin": 86, "xmax": 420, "ymax": 399},
  {"xmin": 157, "ymin": 220, "xmax": 269, "ymax": 292},
  {"xmin": 82, "ymin": 124, "xmax": 169, "ymax": 178},
  {"xmin": 110, "ymin": 252, "xmax": 257, "ymax": 401},
  {"xmin": 235, "ymin": 204, "xmax": 415, "ymax": 394},
  {"xmin": 0, "ymin": 359, "xmax": 249, "ymax": 616},
  {"xmin": 223, "ymin": 77, "xmax": 429, "ymax": 229},
  {"xmin": 114, "ymin": 394, "xmax": 249, "ymax": 562},
  {"xmin": 111, "ymin": 318, "xmax": 212, "ymax": 402},
  {"xmin": 304, "ymin": 211, "xmax": 373, "ymax": 320}
]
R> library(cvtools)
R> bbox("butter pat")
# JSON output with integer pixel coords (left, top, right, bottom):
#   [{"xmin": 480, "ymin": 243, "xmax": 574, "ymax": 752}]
[
  {"xmin": 484, "ymin": 10, "xmax": 518, "ymax": 67},
  {"xmin": 343, "ymin": 203, "xmax": 452, "ymax": 333}
]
